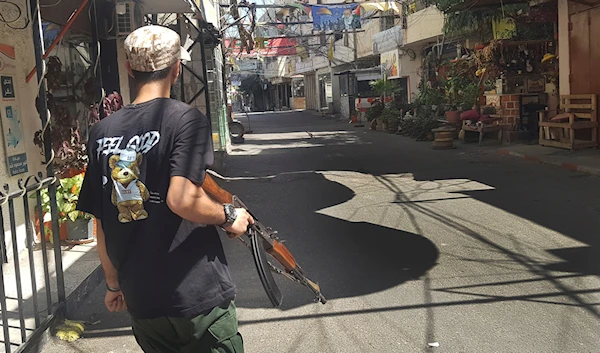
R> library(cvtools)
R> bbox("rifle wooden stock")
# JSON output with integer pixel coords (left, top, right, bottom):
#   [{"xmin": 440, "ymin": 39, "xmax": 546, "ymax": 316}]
[
  {"xmin": 202, "ymin": 174, "xmax": 233, "ymax": 204},
  {"xmin": 202, "ymin": 174, "xmax": 298, "ymax": 271},
  {"xmin": 201, "ymin": 172, "xmax": 326, "ymax": 305},
  {"xmin": 268, "ymin": 241, "xmax": 297, "ymax": 271}
]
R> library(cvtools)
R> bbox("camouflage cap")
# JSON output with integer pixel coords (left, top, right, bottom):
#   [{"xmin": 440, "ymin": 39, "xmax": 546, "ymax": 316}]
[{"xmin": 124, "ymin": 25, "xmax": 192, "ymax": 72}]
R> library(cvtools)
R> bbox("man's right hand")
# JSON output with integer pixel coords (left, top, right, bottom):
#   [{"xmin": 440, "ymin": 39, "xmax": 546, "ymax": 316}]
[
  {"xmin": 224, "ymin": 208, "xmax": 254, "ymax": 238},
  {"xmin": 105, "ymin": 290, "xmax": 127, "ymax": 312}
]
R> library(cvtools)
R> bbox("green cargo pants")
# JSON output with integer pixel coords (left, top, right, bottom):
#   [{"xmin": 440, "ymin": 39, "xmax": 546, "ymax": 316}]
[{"xmin": 131, "ymin": 300, "xmax": 244, "ymax": 353}]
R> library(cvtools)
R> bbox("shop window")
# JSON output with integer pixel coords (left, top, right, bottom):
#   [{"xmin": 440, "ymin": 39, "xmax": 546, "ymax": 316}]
[{"xmin": 293, "ymin": 79, "xmax": 305, "ymax": 97}]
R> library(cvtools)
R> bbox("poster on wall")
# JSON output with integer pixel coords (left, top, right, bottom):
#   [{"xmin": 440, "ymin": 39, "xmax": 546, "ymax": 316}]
[
  {"xmin": 312, "ymin": 4, "xmax": 361, "ymax": 32},
  {"xmin": 0, "ymin": 43, "xmax": 28, "ymax": 176},
  {"xmin": 380, "ymin": 49, "xmax": 400, "ymax": 80}
]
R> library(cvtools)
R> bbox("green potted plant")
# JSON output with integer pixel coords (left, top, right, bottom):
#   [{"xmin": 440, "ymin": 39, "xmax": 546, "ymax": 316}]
[
  {"xmin": 379, "ymin": 106, "xmax": 401, "ymax": 133},
  {"xmin": 36, "ymin": 172, "xmax": 95, "ymax": 244},
  {"xmin": 443, "ymin": 76, "xmax": 462, "ymax": 123}
]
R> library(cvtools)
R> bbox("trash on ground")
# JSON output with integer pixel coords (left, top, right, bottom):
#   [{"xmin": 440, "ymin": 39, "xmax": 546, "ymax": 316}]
[
  {"xmin": 55, "ymin": 319, "xmax": 86, "ymax": 342},
  {"xmin": 428, "ymin": 342, "xmax": 440, "ymax": 347}
]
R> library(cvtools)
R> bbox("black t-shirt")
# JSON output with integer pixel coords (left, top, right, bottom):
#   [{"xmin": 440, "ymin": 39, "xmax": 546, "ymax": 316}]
[{"xmin": 77, "ymin": 98, "xmax": 236, "ymax": 319}]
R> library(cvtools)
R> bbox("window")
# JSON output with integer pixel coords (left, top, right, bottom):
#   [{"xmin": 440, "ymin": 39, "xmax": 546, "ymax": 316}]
[{"xmin": 380, "ymin": 11, "xmax": 395, "ymax": 31}]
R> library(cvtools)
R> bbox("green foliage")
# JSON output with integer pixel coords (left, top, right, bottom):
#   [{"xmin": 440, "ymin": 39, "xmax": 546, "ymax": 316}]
[
  {"xmin": 369, "ymin": 79, "xmax": 403, "ymax": 97},
  {"xmin": 36, "ymin": 173, "xmax": 92, "ymax": 224},
  {"xmin": 365, "ymin": 101, "xmax": 384, "ymax": 122},
  {"xmin": 458, "ymin": 82, "xmax": 482, "ymax": 111},
  {"xmin": 380, "ymin": 106, "xmax": 401, "ymax": 132},
  {"xmin": 429, "ymin": 0, "xmax": 529, "ymax": 39},
  {"xmin": 414, "ymin": 85, "xmax": 445, "ymax": 109},
  {"xmin": 399, "ymin": 114, "xmax": 441, "ymax": 141}
]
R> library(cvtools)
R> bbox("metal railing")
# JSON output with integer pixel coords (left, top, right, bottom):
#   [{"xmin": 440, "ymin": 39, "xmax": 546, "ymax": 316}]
[{"xmin": 0, "ymin": 173, "xmax": 65, "ymax": 353}]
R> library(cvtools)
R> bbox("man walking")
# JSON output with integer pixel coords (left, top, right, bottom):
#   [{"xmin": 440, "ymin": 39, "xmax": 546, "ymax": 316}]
[{"xmin": 77, "ymin": 25, "xmax": 253, "ymax": 352}]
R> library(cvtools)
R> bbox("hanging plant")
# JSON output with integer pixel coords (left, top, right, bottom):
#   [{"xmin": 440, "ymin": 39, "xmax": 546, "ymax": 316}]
[{"xmin": 33, "ymin": 58, "xmax": 125, "ymax": 177}]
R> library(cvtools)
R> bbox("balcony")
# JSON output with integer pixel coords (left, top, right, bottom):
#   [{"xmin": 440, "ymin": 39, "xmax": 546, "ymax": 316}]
[
  {"xmin": 404, "ymin": 6, "xmax": 444, "ymax": 46},
  {"xmin": 372, "ymin": 26, "xmax": 404, "ymax": 55}
]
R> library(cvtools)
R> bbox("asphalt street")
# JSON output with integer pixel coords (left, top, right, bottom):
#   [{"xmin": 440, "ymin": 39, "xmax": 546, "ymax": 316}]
[{"xmin": 44, "ymin": 110, "xmax": 600, "ymax": 353}]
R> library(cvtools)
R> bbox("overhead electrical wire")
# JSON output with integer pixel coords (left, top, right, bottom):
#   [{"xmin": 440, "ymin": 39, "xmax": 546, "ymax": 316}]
[{"xmin": 0, "ymin": 0, "xmax": 29, "ymax": 29}]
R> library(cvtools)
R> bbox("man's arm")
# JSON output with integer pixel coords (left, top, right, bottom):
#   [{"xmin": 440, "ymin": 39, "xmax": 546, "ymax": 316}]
[
  {"xmin": 166, "ymin": 176, "xmax": 226, "ymax": 225},
  {"xmin": 166, "ymin": 176, "xmax": 254, "ymax": 236},
  {"xmin": 96, "ymin": 220, "xmax": 127, "ymax": 312},
  {"xmin": 96, "ymin": 220, "xmax": 119, "ymax": 288}
]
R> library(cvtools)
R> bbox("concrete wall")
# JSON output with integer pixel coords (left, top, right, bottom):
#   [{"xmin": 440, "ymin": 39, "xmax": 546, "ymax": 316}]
[
  {"xmin": 340, "ymin": 95, "xmax": 350, "ymax": 119},
  {"xmin": 400, "ymin": 50, "xmax": 422, "ymax": 102},
  {"xmin": 304, "ymin": 73, "xmax": 318, "ymax": 110},
  {"xmin": 356, "ymin": 18, "xmax": 380, "ymax": 58},
  {"xmin": 404, "ymin": 6, "xmax": 444, "ymax": 45},
  {"xmin": 0, "ymin": 0, "xmax": 46, "ymax": 254}
]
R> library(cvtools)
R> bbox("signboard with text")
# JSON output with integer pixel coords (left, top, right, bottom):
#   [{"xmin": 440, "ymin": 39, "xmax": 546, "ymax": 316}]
[{"xmin": 0, "ymin": 43, "xmax": 28, "ymax": 176}]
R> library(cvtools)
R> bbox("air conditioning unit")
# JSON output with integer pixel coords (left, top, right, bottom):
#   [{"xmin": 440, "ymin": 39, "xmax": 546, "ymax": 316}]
[{"xmin": 115, "ymin": 0, "xmax": 144, "ymax": 37}]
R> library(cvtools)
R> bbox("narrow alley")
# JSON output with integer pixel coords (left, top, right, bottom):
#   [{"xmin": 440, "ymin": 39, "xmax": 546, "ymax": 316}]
[{"xmin": 45, "ymin": 110, "xmax": 600, "ymax": 353}]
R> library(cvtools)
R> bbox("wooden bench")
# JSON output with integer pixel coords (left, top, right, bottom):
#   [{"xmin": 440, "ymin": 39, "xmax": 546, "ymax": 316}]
[{"xmin": 539, "ymin": 94, "xmax": 598, "ymax": 150}]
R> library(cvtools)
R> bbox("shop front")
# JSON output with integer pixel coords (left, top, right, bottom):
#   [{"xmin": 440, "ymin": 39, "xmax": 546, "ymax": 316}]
[{"xmin": 292, "ymin": 76, "xmax": 306, "ymax": 110}]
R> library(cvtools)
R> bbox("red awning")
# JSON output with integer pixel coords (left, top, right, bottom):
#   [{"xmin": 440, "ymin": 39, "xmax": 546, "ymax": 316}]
[{"xmin": 223, "ymin": 38, "xmax": 297, "ymax": 57}]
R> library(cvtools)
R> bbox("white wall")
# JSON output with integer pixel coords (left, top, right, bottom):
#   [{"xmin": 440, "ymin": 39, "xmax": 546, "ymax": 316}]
[
  {"xmin": 356, "ymin": 18, "xmax": 380, "ymax": 58},
  {"xmin": 404, "ymin": 6, "xmax": 444, "ymax": 45},
  {"xmin": 0, "ymin": 0, "xmax": 46, "ymax": 254},
  {"xmin": 400, "ymin": 50, "xmax": 422, "ymax": 102}
]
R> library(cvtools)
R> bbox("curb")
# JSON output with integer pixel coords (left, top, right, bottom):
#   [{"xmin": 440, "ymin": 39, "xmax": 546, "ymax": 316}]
[{"xmin": 498, "ymin": 149, "xmax": 600, "ymax": 176}]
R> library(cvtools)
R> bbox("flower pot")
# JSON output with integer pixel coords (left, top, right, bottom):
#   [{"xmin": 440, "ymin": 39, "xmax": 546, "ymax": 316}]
[
  {"xmin": 445, "ymin": 110, "xmax": 461, "ymax": 124},
  {"xmin": 66, "ymin": 219, "xmax": 92, "ymax": 240},
  {"xmin": 35, "ymin": 216, "xmax": 68, "ymax": 242},
  {"xmin": 60, "ymin": 168, "xmax": 86, "ymax": 179},
  {"xmin": 65, "ymin": 218, "xmax": 96, "ymax": 245}
]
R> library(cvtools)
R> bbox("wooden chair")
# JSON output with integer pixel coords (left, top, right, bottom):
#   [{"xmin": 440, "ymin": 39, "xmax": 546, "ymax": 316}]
[
  {"xmin": 538, "ymin": 94, "xmax": 598, "ymax": 150},
  {"xmin": 461, "ymin": 114, "xmax": 503, "ymax": 146}
]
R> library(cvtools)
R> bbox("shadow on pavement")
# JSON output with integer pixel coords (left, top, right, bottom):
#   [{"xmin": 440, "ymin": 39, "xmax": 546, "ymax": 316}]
[
  {"xmin": 222, "ymin": 172, "xmax": 440, "ymax": 310},
  {"xmin": 223, "ymin": 112, "xmax": 600, "ymax": 315}
]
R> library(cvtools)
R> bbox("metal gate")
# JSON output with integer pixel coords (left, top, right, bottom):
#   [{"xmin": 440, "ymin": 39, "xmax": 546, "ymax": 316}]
[
  {"xmin": 0, "ymin": 175, "xmax": 66, "ymax": 353},
  {"xmin": 175, "ymin": 15, "xmax": 229, "ymax": 151}
]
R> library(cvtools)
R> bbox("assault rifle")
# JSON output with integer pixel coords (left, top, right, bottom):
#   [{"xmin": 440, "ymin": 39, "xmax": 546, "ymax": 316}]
[{"xmin": 202, "ymin": 172, "xmax": 327, "ymax": 306}]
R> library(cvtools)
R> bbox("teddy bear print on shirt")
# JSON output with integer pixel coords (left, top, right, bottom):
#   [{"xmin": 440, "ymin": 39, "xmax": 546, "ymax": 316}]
[{"xmin": 109, "ymin": 149, "xmax": 150, "ymax": 223}]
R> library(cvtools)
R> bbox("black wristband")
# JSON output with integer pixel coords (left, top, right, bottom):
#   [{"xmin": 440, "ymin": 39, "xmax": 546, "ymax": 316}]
[{"xmin": 106, "ymin": 283, "xmax": 121, "ymax": 292}]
